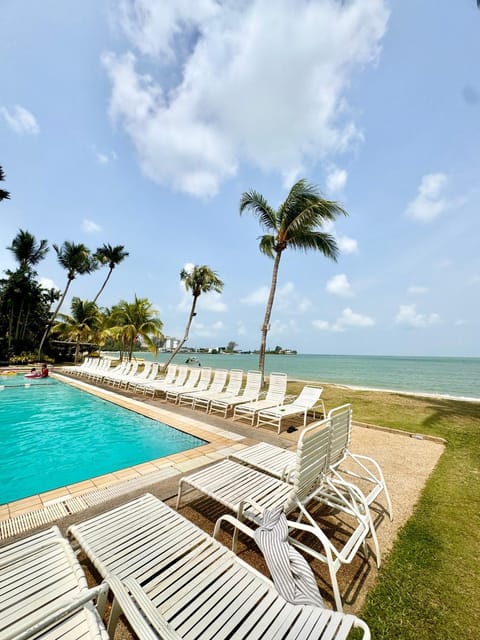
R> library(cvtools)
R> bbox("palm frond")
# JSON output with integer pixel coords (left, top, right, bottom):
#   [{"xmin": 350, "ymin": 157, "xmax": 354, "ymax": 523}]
[
  {"xmin": 240, "ymin": 190, "xmax": 277, "ymax": 231},
  {"xmin": 259, "ymin": 235, "xmax": 276, "ymax": 258},
  {"xmin": 288, "ymin": 231, "xmax": 339, "ymax": 260}
]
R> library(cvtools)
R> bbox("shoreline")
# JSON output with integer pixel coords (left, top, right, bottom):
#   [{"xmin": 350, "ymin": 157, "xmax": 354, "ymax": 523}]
[{"xmin": 290, "ymin": 378, "xmax": 480, "ymax": 404}]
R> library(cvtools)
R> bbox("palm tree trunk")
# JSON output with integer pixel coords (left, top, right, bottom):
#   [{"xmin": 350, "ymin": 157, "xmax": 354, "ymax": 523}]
[
  {"xmin": 259, "ymin": 251, "xmax": 282, "ymax": 386},
  {"xmin": 92, "ymin": 268, "xmax": 113, "ymax": 304},
  {"xmin": 38, "ymin": 278, "xmax": 72, "ymax": 359},
  {"xmin": 163, "ymin": 295, "xmax": 198, "ymax": 369}
]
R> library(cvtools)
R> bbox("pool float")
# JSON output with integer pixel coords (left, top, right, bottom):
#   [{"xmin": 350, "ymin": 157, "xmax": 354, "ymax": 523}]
[
  {"xmin": 24, "ymin": 373, "xmax": 41, "ymax": 379},
  {"xmin": 1, "ymin": 370, "xmax": 17, "ymax": 375}
]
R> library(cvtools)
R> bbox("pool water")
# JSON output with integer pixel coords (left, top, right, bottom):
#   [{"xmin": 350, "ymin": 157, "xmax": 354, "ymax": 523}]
[{"xmin": 0, "ymin": 376, "xmax": 206, "ymax": 505}]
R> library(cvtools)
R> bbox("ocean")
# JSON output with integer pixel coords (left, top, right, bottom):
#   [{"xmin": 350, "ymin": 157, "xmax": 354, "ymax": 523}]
[{"xmin": 130, "ymin": 353, "xmax": 480, "ymax": 402}]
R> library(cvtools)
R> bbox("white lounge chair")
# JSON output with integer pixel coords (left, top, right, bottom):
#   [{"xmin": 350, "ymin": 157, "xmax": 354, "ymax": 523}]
[
  {"xmin": 177, "ymin": 368, "xmax": 228, "ymax": 408},
  {"xmin": 208, "ymin": 370, "xmax": 262, "ymax": 417},
  {"xmin": 136, "ymin": 363, "xmax": 177, "ymax": 396},
  {"xmin": 0, "ymin": 526, "xmax": 108, "ymax": 640},
  {"xmin": 68, "ymin": 494, "xmax": 371, "ymax": 637},
  {"xmin": 192, "ymin": 369, "xmax": 243, "ymax": 412},
  {"xmin": 233, "ymin": 372, "xmax": 288, "ymax": 425},
  {"xmin": 118, "ymin": 360, "xmax": 152, "ymax": 389},
  {"xmin": 166, "ymin": 367, "xmax": 212, "ymax": 403},
  {"xmin": 328, "ymin": 404, "xmax": 394, "ymax": 521},
  {"xmin": 177, "ymin": 418, "xmax": 375, "ymax": 611},
  {"xmin": 256, "ymin": 385, "xmax": 325, "ymax": 433},
  {"xmin": 129, "ymin": 361, "xmax": 159, "ymax": 393},
  {"xmin": 143, "ymin": 364, "xmax": 189, "ymax": 398}
]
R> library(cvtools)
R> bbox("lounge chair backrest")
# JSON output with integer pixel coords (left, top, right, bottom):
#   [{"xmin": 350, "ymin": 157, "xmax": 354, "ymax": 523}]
[
  {"xmin": 184, "ymin": 367, "xmax": 201, "ymax": 387},
  {"xmin": 225, "ymin": 369, "xmax": 243, "ymax": 395},
  {"xmin": 285, "ymin": 417, "xmax": 331, "ymax": 509},
  {"xmin": 244, "ymin": 370, "xmax": 262, "ymax": 394},
  {"xmin": 173, "ymin": 366, "xmax": 188, "ymax": 386},
  {"xmin": 197, "ymin": 367, "xmax": 212, "ymax": 386},
  {"xmin": 163, "ymin": 364, "xmax": 177, "ymax": 384},
  {"xmin": 293, "ymin": 385, "xmax": 322, "ymax": 408},
  {"xmin": 328, "ymin": 404, "xmax": 352, "ymax": 467},
  {"xmin": 128, "ymin": 361, "xmax": 139, "ymax": 377},
  {"xmin": 265, "ymin": 372, "xmax": 288, "ymax": 400},
  {"xmin": 208, "ymin": 368, "xmax": 228, "ymax": 392},
  {"xmin": 148, "ymin": 362, "xmax": 159, "ymax": 380}
]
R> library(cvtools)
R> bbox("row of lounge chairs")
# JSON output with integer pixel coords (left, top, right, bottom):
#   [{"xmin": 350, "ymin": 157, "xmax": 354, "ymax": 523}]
[
  {"xmin": 63, "ymin": 360, "xmax": 326, "ymax": 433},
  {"xmin": 135, "ymin": 365, "xmax": 325, "ymax": 433}
]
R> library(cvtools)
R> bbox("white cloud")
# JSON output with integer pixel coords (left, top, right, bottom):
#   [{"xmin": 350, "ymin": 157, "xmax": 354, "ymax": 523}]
[
  {"xmin": 82, "ymin": 219, "xmax": 102, "ymax": 233},
  {"xmin": 1, "ymin": 105, "xmax": 39, "ymax": 134},
  {"xmin": 395, "ymin": 304, "xmax": 440, "ymax": 328},
  {"xmin": 326, "ymin": 167, "xmax": 348, "ymax": 194},
  {"xmin": 191, "ymin": 319, "xmax": 224, "ymax": 337},
  {"xmin": 405, "ymin": 173, "xmax": 449, "ymax": 222},
  {"xmin": 38, "ymin": 277, "xmax": 58, "ymax": 291},
  {"xmin": 198, "ymin": 291, "xmax": 227, "ymax": 312},
  {"xmin": 96, "ymin": 151, "xmax": 117, "ymax": 164},
  {"xmin": 337, "ymin": 235, "xmax": 358, "ymax": 254},
  {"xmin": 269, "ymin": 319, "xmax": 298, "ymax": 337},
  {"xmin": 326, "ymin": 273, "xmax": 353, "ymax": 297},
  {"xmin": 241, "ymin": 285, "xmax": 269, "ymax": 306},
  {"xmin": 313, "ymin": 307, "xmax": 375, "ymax": 332},
  {"xmin": 408, "ymin": 285, "xmax": 428, "ymax": 295},
  {"xmin": 104, "ymin": 0, "xmax": 389, "ymax": 197}
]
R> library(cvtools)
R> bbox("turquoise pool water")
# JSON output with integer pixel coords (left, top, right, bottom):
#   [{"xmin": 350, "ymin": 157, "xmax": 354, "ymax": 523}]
[{"xmin": 0, "ymin": 376, "xmax": 206, "ymax": 505}]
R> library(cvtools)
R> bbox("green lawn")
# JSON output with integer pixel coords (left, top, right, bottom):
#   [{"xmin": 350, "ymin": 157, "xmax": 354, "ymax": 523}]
[{"xmin": 288, "ymin": 382, "xmax": 480, "ymax": 639}]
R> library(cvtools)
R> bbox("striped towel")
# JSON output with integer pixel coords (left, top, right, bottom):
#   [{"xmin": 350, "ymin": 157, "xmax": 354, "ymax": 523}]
[{"xmin": 254, "ymin": 505, "xmax": 324, "ymax": 607}]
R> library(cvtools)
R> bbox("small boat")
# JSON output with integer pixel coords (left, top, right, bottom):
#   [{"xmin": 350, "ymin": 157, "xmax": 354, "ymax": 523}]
[{"xmin": 185, "ymin": 357, "xmax": 201, "ymax": 366}]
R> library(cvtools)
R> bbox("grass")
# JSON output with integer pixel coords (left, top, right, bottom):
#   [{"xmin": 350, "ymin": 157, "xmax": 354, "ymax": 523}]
[{"xmin": 288, "ymin": 381, "xmax": 480, "ymax": 639}]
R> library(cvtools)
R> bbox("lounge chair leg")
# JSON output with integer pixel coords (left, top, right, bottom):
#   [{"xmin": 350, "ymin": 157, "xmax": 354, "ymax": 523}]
[{"xmin": 107, "ymin": 597, "xmax": 122, "ymax": 636}]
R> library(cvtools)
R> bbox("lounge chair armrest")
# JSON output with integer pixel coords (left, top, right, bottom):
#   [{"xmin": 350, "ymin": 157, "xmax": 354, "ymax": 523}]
[
  {"xmin": 5, "ymin": 584, "xmax": 108, "ymax": 640},
  {"xmin": 107, "ymin": 574, "xmax": 183, "ymax": 640},
  {"xmin": 213, "ymin": 513, "xmax": 257, "ymax": 541}
]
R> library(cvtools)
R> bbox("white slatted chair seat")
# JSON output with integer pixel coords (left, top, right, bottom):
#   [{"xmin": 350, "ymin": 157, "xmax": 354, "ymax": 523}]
[
  {"xmin": 256, "ymin": 385, "xmax": 325, "ymax": 434},
  {"xmin": 192, "ymin": 369, "xmax": 244, "ymax": 412},
  {"xmin": 208, "ymin": 370, "xmax": 262, "ymax": 417},
  {"xmin": 112, "ymin": 361, "xmax": 139, "ymax": 388},
  {"xmin": 0, "ymin": 526, "xmax": 108, "ymax": 640},
  {"xmin": 167, "ymin": 367, "xmax": 212, "ymax": 403},
  {"xmin": 178, "ymin": 419, "xmax": 373, "ymax": 611},
  {"xmin": 68, "ymin": 494, "xmax": 370, "ymax": 638},
  {"xmin": 164, "ymin": 367, "xmax": 202, "ymax": 402},
  {"xmin": 233, "ymin": 372, "xmax": 288, "ymax": 425},
  {"xmin": 177, "ymin": 368, "xmax": 228, "ymax": 408}
]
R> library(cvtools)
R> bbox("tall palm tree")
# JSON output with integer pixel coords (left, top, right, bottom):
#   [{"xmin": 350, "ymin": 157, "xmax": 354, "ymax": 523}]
[
  {"xmin": 0, "ymin": 166, "xmax": 10, "ymax": 202},
  {"xmin": 164, "ymin": 265, "xmax": 224, "ymax": 368},
  {"xmin": 38, "ymin": 241, "xmax": 98, "ymax": 358},
  {"xmin": 110, "ymin": 296, "xmax": 163, "ymax": 360},
  {"xmin": 240, "ymin": 179, "xmax": 348, "ymax": 384},
  {"xmin": 7, "ymin": 229, "xmax": 49, "ymax": 272},
  {"xmin": 52, "ymin": 297, "xmax": 100, "ymax": 363},
  {"xmin": 93, "ymin": 244, "xmax": 129, "ymax": 303}
]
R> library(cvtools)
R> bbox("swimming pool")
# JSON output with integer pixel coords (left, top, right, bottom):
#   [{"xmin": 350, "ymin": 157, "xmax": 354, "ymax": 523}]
[{"xmin": 0, "ymin": 376, "xmax": 206, "ymax": 504}]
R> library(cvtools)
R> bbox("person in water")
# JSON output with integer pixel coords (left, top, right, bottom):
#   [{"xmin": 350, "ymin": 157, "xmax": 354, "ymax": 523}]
[{"xmin": 41, "ymin": 364, "xmax": 49, "ymax": 378}]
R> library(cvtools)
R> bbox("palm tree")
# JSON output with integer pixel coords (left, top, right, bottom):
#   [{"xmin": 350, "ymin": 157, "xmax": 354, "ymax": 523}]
[
  {"xmin": 240, "ymin": 178, "xmax": 348, "ymax": 383},
  {"xmin": 7, "ymin": 229, "xmax": 49, "ymax": 272},
  {"xmin": 110, "ymin": 296, "xmax": 163, "ymax": 360},
  {"xmin": 164, "ymin": 265, "xmax": 224, "ymax": 368},
  {"xmin": 38, "ymin": 242, "xmax": 98, "ymax": 359},
  {"xmin": 93, "ymin": 244, "xmax": 129, "ymax": 303},
  {"xmin": 52, "ymin": 297, "xmax": 100, "ymax": 363},
  {"xmin": 0, "ymin": 166, "xmax": 10, "ymax": 202}
]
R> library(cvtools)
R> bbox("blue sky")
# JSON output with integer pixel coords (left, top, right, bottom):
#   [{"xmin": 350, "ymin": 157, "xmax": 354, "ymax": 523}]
[{"xmin": 1, "ymin": 0, "xmax": 479, "ymax": 356}]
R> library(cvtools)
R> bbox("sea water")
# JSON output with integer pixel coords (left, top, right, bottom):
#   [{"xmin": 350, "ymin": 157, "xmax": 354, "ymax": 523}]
[{"xmin": 131, "ymin": 353, "xmax": 480, "ymax": 401}]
